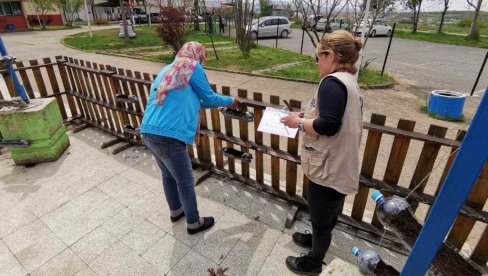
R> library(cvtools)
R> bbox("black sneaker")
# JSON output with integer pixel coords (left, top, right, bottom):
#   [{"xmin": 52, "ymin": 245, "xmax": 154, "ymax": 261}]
[
  {"xmin": 285, "ymin": 253, "xmax": 324, "ymax": 275},
  {"xmin": 292, "ymin": 230, "xmax": 312, "ymax": 248},
  {"xmin": 187, "ymin": 217, "xmax": 215, "ymax": 235},
  {"xmin": 170, "ymin": 212, "xmax": 185, "ymax": 223}
]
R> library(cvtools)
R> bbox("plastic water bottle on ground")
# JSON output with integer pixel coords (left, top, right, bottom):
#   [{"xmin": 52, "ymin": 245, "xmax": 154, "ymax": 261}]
[{"xmin": 351, "ymin": 246, "xmax": 399, "ymax": 276}]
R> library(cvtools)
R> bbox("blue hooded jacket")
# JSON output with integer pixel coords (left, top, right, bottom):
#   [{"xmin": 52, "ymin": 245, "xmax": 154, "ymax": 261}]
[{"xmin": 141, "ymin": 61, "xmax": 233, "ymax": 145}]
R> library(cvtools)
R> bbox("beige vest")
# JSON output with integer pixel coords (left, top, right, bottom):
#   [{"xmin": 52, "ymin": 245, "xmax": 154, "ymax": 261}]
[{"xmin": 301, "ymin": 72, "xmax": 363, "ymax": 195}]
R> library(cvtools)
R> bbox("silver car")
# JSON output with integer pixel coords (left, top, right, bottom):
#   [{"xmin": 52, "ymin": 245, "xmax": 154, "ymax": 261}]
[
  {"xmin": 250, "ymin": 16, "xmax": 292, "ymax": 40},
  {"xmin": 316, "ymin": 18, "xmax": 348, "ymax": 32}
]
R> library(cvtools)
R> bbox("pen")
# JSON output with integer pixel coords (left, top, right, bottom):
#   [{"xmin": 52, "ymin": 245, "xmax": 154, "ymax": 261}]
[{"xmin": 283, "ymin": 99, "xmax": 292, "ymax": 111}]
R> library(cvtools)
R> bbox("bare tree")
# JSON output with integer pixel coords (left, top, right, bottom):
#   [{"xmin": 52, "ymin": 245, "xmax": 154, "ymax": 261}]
[
  {"xmin": 437, "ymin": 0, "xmax": 451, "ymax": 33},
  {"xmin": 193, "ymin": 0, "xmax": 200, "ymax": 30},
  {"xmin": 234, "ymin": 0, "xmax": 255, "ymax": 55},
  {"xmin": 362, "ymin": 0, "xmax": 395, "ymax": 47},
  {"xmin": 32, "ymin": 0, "xmax": 55, "ymax": 30},
  {"xmin": 403, "ymin": 0, "xmax": 423, "ymax": 33},
  {"xmin": 54, "ymin": 0, "xmax": 83, "ymax": 26},
  {"xmin": 467, "ymin": 0, "xmax": 483, "ymax": 39},
  {"xmin": 120, "ymin": 0, "xmax": 130, "ymax": 44}
]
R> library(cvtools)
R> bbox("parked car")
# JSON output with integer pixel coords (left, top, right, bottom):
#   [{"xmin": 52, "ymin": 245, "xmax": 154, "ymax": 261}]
[
  {"xmin": 315, "ymin": 18, "xmax": 349, "ymax": 32},
  {"xmin": 250, "ymin": 16, "xmax": 292, "ymax": 40},
  {"xmin": 118, "ymin": 8, "xmax": 147, "ymax": 23},
  {"xmin": 355, "ymin": 20, "xmax": 392, "ymax": 37},
  {"xmin": 149, "ymin": 13, "xmax": 162, "ymax": 23},
  {"xmin": 303, "ymin": 15, "xmax": 323, "ymax": 29}
]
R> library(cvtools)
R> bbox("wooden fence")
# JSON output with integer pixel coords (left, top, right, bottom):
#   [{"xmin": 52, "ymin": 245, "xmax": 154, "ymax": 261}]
[{"xmin": 1, "ymin": 56, "xmax": 487, "ymax": 267}]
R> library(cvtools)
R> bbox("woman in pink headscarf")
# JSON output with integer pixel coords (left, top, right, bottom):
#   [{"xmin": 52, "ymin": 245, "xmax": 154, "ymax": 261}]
[{"xmin": 141, "ymin": 42, "xmax": 240, "ymax": 234}]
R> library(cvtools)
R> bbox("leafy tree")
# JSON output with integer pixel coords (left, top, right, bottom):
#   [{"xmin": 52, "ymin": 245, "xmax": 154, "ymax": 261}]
[
  {"xmin": 467, "ymin": 0, "xmax": 483, "ymax": 39},
  {"xmin": 54, "ymin": 0, "xmax": 83, "ymax": 26},
  {"xmin": 259, "ymin": 0, "xmax": 272, "ymax": 16},
  {"xmin": 32, "ymin": 0, "xmax": 55, "ymax": 30}
]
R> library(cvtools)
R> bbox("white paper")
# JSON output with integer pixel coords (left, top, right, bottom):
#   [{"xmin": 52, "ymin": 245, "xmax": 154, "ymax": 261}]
[{"xmin": 257, "ymin": 107, "xmax": 299, "ymax": 138}]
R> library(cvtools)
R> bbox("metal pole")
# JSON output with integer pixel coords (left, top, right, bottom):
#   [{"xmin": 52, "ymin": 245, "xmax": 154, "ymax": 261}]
[
  {"xmin": 0, "ymin": 36, "xmax": 29, "ymax": 103},
  {"xmin": 401, "ymin": 87, "xmax": 488, "ymax": 276},
  {"xmin": 381, "ymin": 22, "xmax": 395, "ymax": 77},
  {"xmin": 275, "ymin": 19, "xmax": 279, "ymax": 48},
  {"xmin": 471, "ymin": 51, "xmax": 488, "ymax": 96},
  {"xmin": 84, "ymin": 0, "xmax": 92, "ymax": 38},
  {"xmin": 300, "ymin": 28, "xmax": 304, "ymax": 54},
  {"xmin": 256, "ymin": 18, "xmax": 260, "ymax": 46}
]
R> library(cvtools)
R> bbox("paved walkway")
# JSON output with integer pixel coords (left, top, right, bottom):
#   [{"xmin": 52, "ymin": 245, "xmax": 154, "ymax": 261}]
[{"xmin": 0, "ymin": 128, "xmax": 406, "ymax": 275}]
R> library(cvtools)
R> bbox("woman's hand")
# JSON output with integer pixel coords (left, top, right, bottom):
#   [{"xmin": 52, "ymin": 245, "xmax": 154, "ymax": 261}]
[
  {"xmin": 227, "ymin": 97, "xmax": 242, "ymax": 109},
  {"xmin": 280, "ymin": 113, "xmax": 301, "ymax": 128}
]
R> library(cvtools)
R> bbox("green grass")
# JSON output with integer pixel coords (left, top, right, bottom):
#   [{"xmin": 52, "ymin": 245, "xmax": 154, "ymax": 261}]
[
  {"xmin": 291, "ymin": 22, "xmax": 302, "ymax": 29},
  {"xmin": 148, "ymin": 45, "xmax": 310, "ymax": 73},
  {"xmin": 396, "ymin": 23, "xmax": 488, "ymax": 36},
  {"xmin": 32, "ymin": 25, "xmax": 81, "ymax": 31},
  {"xmin": 64, "ymin": 26, "xmax": 392, "ymax": 86},
  {"xmin": 63, "ymin": 26, "xmax": 236, "ymax": 51},
  {"xmin": 394, "ymin": 28, "xmax": 488, "ymax": 48},
  {"xmin": 266, "ymin": 59, "xmax": 394, "ymax": 86},
  {"xmin": 419, "ymin": 105, "xmax": 465, "ymax": 122}
]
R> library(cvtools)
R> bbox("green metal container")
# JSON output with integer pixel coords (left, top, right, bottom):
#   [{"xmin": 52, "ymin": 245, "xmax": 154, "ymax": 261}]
[{"xmin": 0, "ymin": 98, "xmax": 69, "ymax": 165}]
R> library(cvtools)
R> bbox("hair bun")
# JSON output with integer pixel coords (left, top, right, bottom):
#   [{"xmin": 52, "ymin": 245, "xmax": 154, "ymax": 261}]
[{"xmin": 354, "ymin": 39, "xmax": 362, "ymax": 51}]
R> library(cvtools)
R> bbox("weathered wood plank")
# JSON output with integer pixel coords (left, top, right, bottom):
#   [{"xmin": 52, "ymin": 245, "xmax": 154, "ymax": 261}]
[
  {"xmin": 270, "ymin": 95, "xmax": 281, "ymax": 191},
  {"xmin": 238, "ymin": 89, "xmax": 250, "ymax": 179},
  {"xmin": 285, "ymin": 99, "xmax": 301, "ymax": 196},
  {"xmin": 253, "ymin": 92, "xmax": 264, "ymax": 184},
  {"xmin": 352, "ymin": 114, "xmax": 386, "ymax": 221},
  {"xmin": 222, "ymin": 86, "xmax": 235, "ymax": 173}
]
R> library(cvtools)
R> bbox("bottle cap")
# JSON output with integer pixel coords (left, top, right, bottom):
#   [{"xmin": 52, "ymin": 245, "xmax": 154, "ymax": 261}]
[
  {"xmin": 352, "ymin": 247, "xmax": 360, "ymax": 256},
  {"xmin": 371, "ymin": 191, "xmax": 384, "ymax": 204}
]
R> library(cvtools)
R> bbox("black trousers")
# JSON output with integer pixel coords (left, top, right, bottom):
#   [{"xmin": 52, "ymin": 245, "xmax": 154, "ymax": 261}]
[{"xmin": 308, "ymin": 181, "xmax": 345, "ymax": 262}]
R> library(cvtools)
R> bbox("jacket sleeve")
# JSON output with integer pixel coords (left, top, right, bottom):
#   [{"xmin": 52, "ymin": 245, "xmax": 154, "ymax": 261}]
[{"xmin": 190, "ymin": 63, "xmax": 233, "ymax": 109}]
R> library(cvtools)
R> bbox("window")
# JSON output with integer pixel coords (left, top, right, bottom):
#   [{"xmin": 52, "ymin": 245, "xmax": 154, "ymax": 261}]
[
  {"xmin": 0, "ymin": 2, "xmax": 22, "ymax": 16},
  {"xmin": 279, "ymin": 18, "xmax": 288, "ymax": 25},
  {"xmin": 269, "ymin": 19, "xmax": 278, "ymax": 25}
]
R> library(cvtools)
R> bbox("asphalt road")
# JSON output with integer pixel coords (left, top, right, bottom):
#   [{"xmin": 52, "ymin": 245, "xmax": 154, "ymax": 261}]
[{"xmin": 253, "ymin": 29, "xmax": 488, "ymax": 96}]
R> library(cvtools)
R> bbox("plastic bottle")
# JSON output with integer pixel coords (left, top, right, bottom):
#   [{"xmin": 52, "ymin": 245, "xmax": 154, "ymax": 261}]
[
  {"xmin": 371, "ymin": 191, "xmax": 481, "ymax": 276},
  {"xmin": 351, "ymin": 247, "xmax": 399, "ymax": 276}
]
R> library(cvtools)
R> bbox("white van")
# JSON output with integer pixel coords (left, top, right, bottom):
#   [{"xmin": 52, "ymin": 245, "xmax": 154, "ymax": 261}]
[{"xmin": 250, "ymin": 16, "xmax": 291, "ymax": 40}]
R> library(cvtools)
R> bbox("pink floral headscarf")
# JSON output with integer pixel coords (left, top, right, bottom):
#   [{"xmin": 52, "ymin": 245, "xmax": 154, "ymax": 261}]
[{"xmin": 154, "ymin": 41, "xmax": 208, "ymax": 105}]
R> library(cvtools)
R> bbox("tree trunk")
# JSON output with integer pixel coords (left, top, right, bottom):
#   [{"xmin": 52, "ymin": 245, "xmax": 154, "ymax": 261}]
[
  {"xmin": 412, "ymin": 1, "xmax": 422, "ymax": 34},
  {"xmin": 120, "ymin": 0, "xmax": 129, "ymax": 44},
  {"xmin": 193, "ymin": 0, "xmax": 200, "ymax": 31},
  {"xmin": 468, "ymin": 0, "xmax": 482, "ymax": 39},
  {"xmin": 438, "ymin": 5, "xmax": 448, "ymax": 33}
]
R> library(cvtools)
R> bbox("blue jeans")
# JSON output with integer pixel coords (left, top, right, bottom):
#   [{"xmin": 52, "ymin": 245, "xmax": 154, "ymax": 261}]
[{"xmin": 143, "ymin": 134, "xmax": 200, "ymax": 226}]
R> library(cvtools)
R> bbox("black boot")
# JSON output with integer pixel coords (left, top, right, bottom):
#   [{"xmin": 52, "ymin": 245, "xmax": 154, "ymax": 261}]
[
  {"xmin": 292, "ymin": 230, "xmax": 312, "ymax": 248},
  {"xmin": 285, "ymin": 253, "xmax": 324, "ymax": 275}
]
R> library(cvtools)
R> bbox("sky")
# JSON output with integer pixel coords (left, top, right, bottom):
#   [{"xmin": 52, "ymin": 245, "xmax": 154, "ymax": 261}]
[{"xmin": 419, "ymin": 0, "xmax": 486, "ymax": 12}]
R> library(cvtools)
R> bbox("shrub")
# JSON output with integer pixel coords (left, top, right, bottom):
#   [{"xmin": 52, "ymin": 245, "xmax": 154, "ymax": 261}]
[
  {"xmin": 94, "ymin": 19, "xmax": 109, "ymax": 25},
  {"xmin": 155, "ymin": 7, "xmax": 186, "ymax": 54},
  {"xmin": 458, "ymin": 17, "xmax": 472, "ymax": 28}
]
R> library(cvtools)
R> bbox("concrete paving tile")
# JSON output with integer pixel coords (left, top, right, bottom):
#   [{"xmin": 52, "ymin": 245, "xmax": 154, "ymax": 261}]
[
  {"xmin": 120, "ymin": 220, "xmax": 165, "ymax": 255},
  {"xmin": 110, "ymin": 146, "xmax": 152, "ymax": 169},
  {"xmin": 163, "ymin": 219, "xmax": 205, "ymax": 247},
  {"xmin": 387, "ymin": 250, "xmax": 407, "ymax": 272},
  {"xmin": 198, "ymin": 198, "xmax": 230, "ymax": 222},
  {"xmin": 0, "ymin": 240, "xmax": 27, "ymax": 276},
  {"xmin": 70, "ymin": 226, "xmax": 118, "ymax": 264},
  {"xmin": 97, "ymin": 175, "xmax": 149, "ymax": 207},
  {"xmin": 130, "ymin": 156, "xmax": 162, "ymax": 180},
  {"xmin": 268, "ymin": 233, "xmax": 306, "ymax": 262},
  {"xmin": 73, "ymin": 266, "xmax": 98, "ymax": 276},
  {"xmin": 167, "ymin": 250, "xmax": 217, "ymax": 276},
  {"xmin": 0, "ymin": 207, "xmax": 37, "ymax": 238},
  {"xmin": 41, "ymin": 190, "xmax": 123, "ymax": 245},
  {"xmin": 120, "ymin": 167, "xmax": 162, "ymax": 194},
  {"xmin": 14, "ymin": 232, "xmax": 67, "ymax": 273},
  {"xmin": 102, "ymin": 208, "xmax": 146, "ymax": 239},
  {"xmin": 328, "ymin": 230, "xmax": 356, "ymax": 264},
  {"xmin": 322, "ymin": 257, "xmax": 363, "ymax": 276},
  {"xmin": 192, "ymin": 226, "xmax": 240, "ymax": 264},
  {"xmin": 257, "ymin": 200, "xmax": 289, "ymax": 231},
  {"xmin": 128, "ymin": 191, "xmax": 168, "ymax": 218},
  {"xmin": 282, "ymin": 220, "xmax": 311, "ymax": 236},
  {"xmin": 30, "ymin": 248, "xmax": 86, "ymax": 276},
  {"xmin": 89, "ymin": 241, "xmax": 159, "ymax": 276},
  {"xmin": 142, "ymin": 234, "xmax": 191, "ymax": 274},
  {"xmin": 221, "ymin": 225, "xmax": 280, "ymax": 276},
  {"xmin": 256, "ymin": 256, "xmax": 297, "ymax": 276},
  {"xmin": 3, "ymin": 220, "xmax": 52, "ymax": 254}
]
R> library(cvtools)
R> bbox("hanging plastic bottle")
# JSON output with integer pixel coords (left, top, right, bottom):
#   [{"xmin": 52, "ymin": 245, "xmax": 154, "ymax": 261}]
[
  {"xmin": 371, "ymin": 191, "xmax": 482, "ymax": 276},
  {"xmin": 351, "ymin": 247, "xmax": 399, "ymax": 276}
]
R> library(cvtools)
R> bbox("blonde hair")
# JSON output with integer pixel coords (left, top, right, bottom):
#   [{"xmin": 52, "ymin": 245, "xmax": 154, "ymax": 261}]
[{"xmin": 317, "ymin": 30, "xmax": 362, "ymax": 74}]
